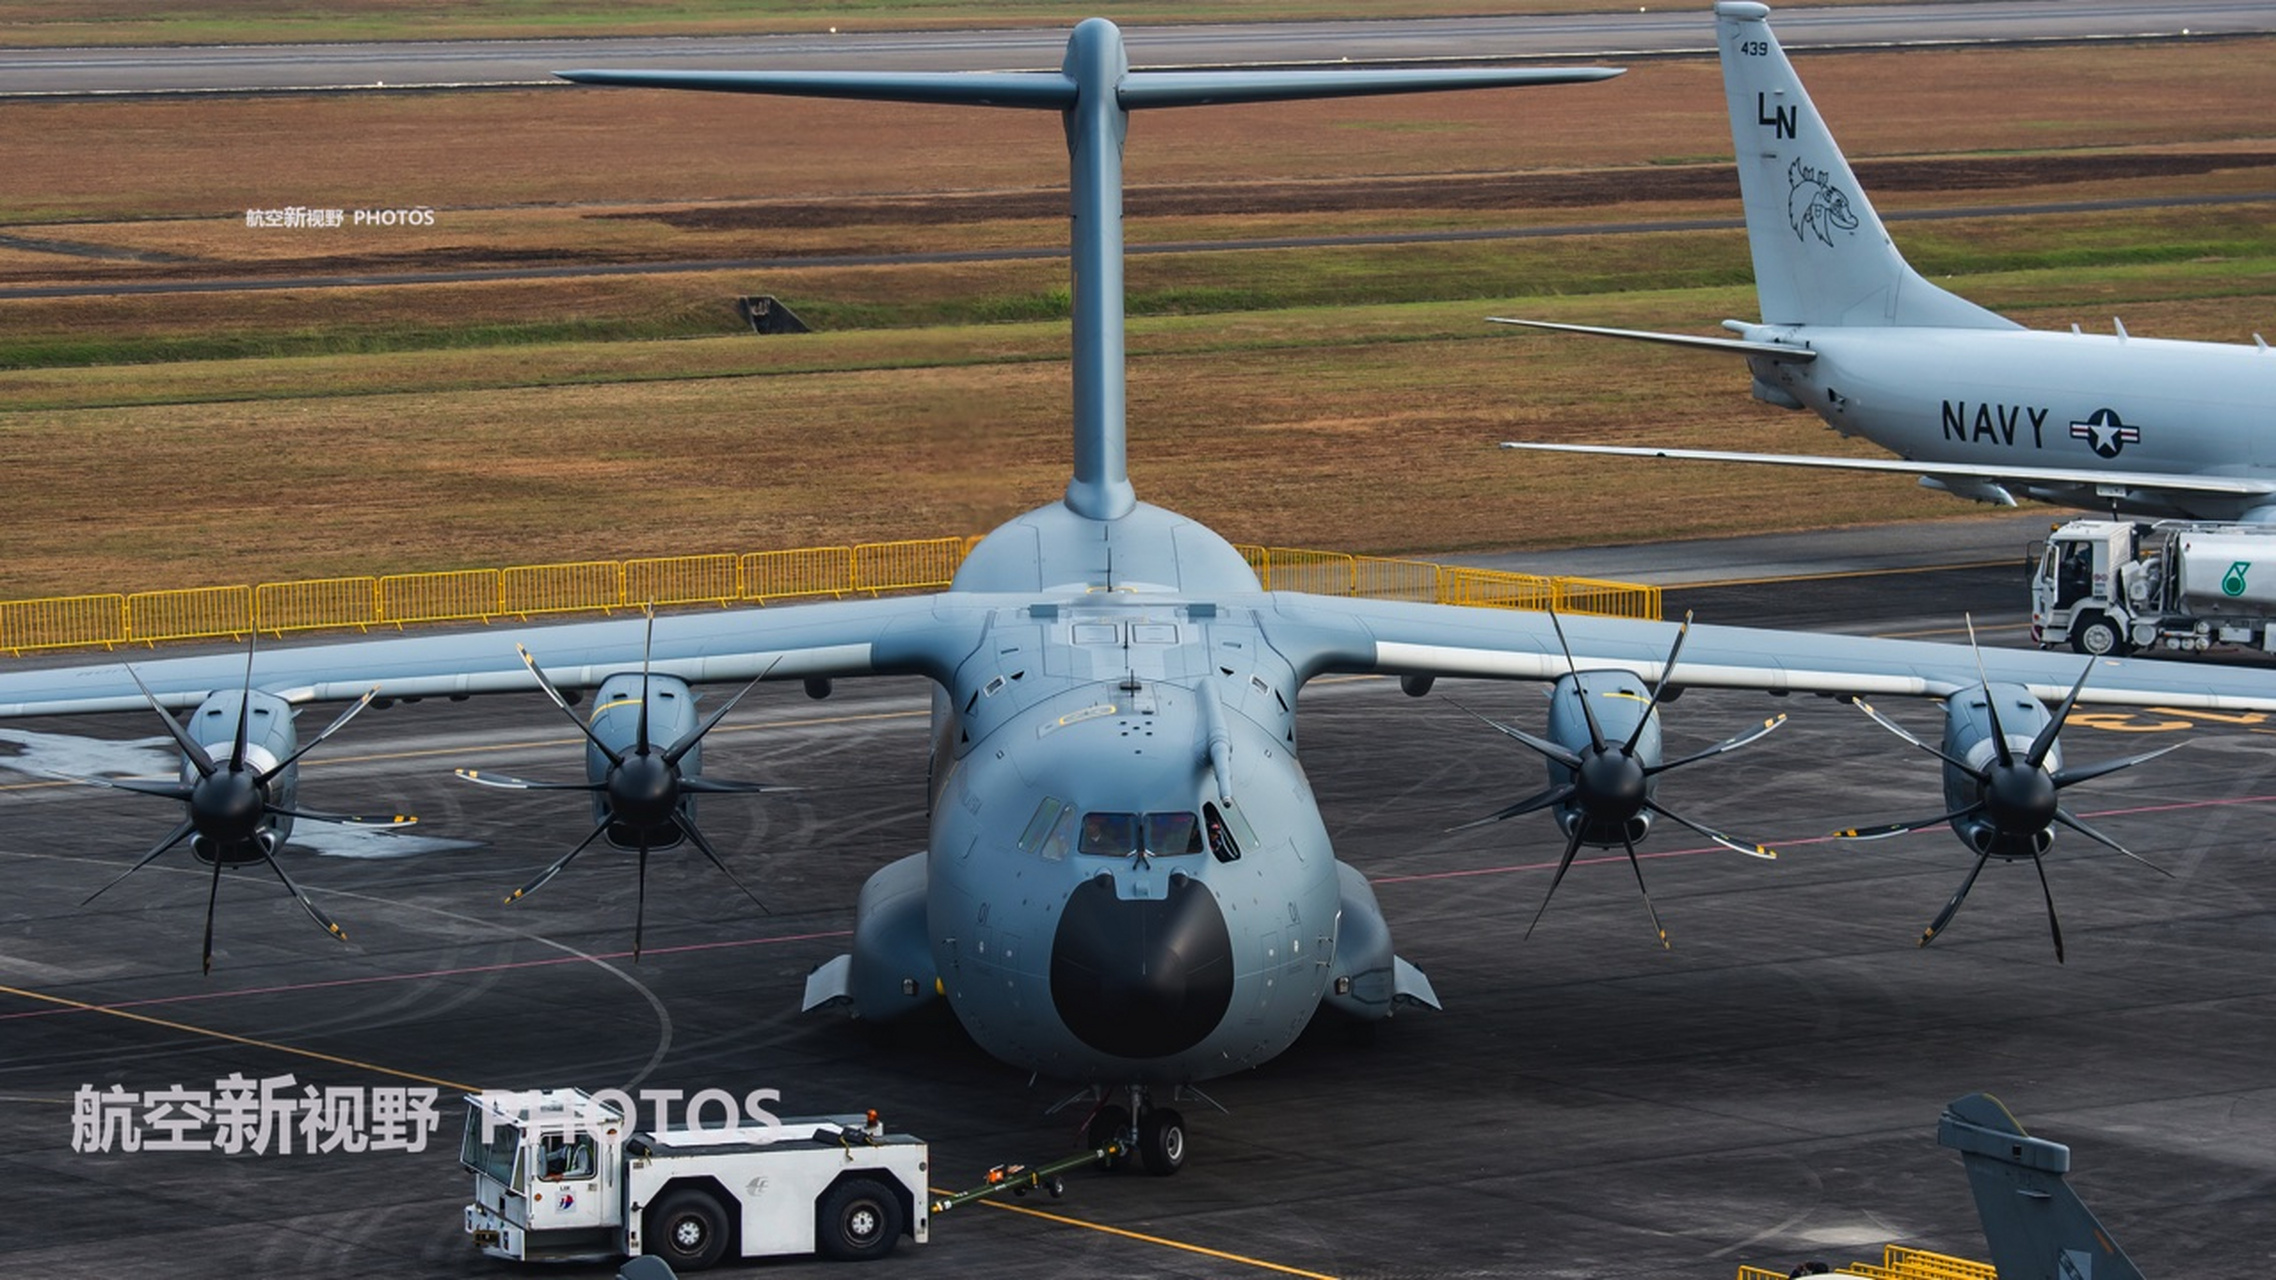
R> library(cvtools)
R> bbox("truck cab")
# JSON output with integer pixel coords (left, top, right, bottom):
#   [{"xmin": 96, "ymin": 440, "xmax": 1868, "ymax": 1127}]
[
  {"xmin": 462, "ymin": 1088, "xmax": 929, "ymax": 1271},
  {"xmin": 2032, "ymin": 520, "xmax": 2139, "ymax": 655}
]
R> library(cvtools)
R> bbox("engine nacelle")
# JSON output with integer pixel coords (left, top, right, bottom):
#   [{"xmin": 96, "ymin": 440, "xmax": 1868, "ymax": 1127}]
[
  {"xmin": 1941, "ymin": 681, "xmax": 2058, "ymax": 859},
  {"xmin": 585, "ymin": 672, "xmax": 701, "ymax": 849},
  {"xmin": 1545, "ymin": 671, "xmax": 1660, "ymax": 846},
  {"xmin": 183, "ymin": 687, "xmax": 300, "ymax": 864}
]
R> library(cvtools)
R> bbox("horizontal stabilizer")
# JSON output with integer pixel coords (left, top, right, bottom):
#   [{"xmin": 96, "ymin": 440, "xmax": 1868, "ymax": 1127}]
[
  {"xmin": 1498, "ymin": 440, "xmax": 2276, "ymax": 497},
  {"xmin": 558, "ymin": 66, "xmax": 1621, "ymax": 111},
  {"xmin": 1487, "ymin": 316, "xmax": 1815, "ymax": 362}
]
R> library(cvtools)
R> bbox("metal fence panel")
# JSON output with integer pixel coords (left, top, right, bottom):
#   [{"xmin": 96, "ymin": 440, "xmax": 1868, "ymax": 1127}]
[
  {"xmin": 627, "ymin": 554, "xmax": 739, "ymax": 608},
  {"xmin": 257, "ymin": 577, "xmax": 378, "ymax": 634},
  {"xmin": 1555, "ymin": 576, "xmax": 1662, "ymax": 620},
  {"xmin": 128, "ymin": 585, "xmax": 252, "ymax": 645},
  {"xmin": 743, "ymin": 547, "xmax": 855, "ymax": 602},
  {"xmin": 380, "ymin": 570, "xmax": 501, "ymax": 625},
  {"xmin": 0, "ymin": 594, "xmax": 126, "ymax": 653},
  {"xmin": 855, "ymin": 537, "xmax": 966, "ymax": 594},
  {"xmin": 502, "ymin": 561, "xmax": 622, "ymax": 619}
]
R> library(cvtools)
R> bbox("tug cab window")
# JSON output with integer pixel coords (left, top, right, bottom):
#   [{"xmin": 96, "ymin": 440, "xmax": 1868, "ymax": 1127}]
[{"xmin": 538, "ymin": 1133, "xmax": 594, "ymax": 1181}]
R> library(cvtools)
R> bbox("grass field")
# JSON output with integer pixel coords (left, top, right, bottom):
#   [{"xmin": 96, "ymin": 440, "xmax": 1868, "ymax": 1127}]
[{"xmin": 0, "ymin": 35, "xmax": 2271, "ymax": 598}]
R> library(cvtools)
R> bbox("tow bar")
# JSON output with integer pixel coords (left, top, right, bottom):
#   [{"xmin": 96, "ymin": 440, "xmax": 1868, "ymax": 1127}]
[{"xmin": 929, "ymin": 1141, "xmax": 1127, "ymax": 1216}]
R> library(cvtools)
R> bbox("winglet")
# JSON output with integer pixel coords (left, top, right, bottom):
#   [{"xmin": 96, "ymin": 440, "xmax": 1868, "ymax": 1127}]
[{"xmin": 1937, "ymin": 1092, "xmax": 2145, "ymax": 1280}]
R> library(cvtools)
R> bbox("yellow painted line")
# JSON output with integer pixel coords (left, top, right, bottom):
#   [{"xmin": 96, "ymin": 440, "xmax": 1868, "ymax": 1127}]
[
  {"xmin": 973, "ymin": 1196, "xmax": 1339, "ymax": 1280},
  {"xmin": 0, "ymin": 982, "xmax": 478, "ymax": 1092}
]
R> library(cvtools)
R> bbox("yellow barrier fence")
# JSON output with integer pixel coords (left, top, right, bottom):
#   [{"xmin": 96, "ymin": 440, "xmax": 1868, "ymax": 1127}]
[{"xmin": 0, "ymin": 538, "xmax": 1658, "ymax": 655}]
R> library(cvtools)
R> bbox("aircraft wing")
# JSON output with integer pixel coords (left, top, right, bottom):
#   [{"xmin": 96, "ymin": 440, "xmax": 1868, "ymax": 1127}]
[
  {"xmin": 1265, "ymin": 593, "xmax": 2276, "ymax": 712},
  {"xmin": 1486, "ymin": 317, "xmax": 1816, "ymax": 362},
  {"xmin": 1497, "ymin": 440, "xmax": 2276, "ymax": 499},
  {"xmin": 0, "ymin": 593, "xmax": 988, "ymax": 716}
]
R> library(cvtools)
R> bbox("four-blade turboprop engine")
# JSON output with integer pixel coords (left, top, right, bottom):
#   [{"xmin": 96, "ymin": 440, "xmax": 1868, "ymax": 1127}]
[
  {"xmin": 63, "ymin": 646, "xmax": 412, "ymax": 972},
  {"xmin": 455, "ymin": 616, "xmax": 778, "ymax": 958},
  {"xmin": 1837, "ymin": 626, "xmax": 2183, "ymax": 961},
  {"xmin": 1457, "ymin": 611, "xmax": 1782, "ymax": 946}
]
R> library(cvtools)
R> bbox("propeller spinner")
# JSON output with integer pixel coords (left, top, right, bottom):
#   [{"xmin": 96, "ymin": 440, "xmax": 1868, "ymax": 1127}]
[
  {"xmin": 67, "ymin": 640, "xmax": 413, "ymax": 973},
  {"xmin": 1837, "ymin": 619, "xmax": 2181, "ymax": 962},
  {"xmin": 1457, "ymin": 611, "xmax": 1782, "ymax": 948},
  {"xmin": 458, "ymin": 613, "xmax": 780, "ymax": 958}
]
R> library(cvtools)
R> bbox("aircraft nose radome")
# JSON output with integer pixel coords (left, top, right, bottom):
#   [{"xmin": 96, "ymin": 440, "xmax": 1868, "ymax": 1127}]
[{"xmin": 1049, "ymin": 873, "xmax": 1234, "ymax": 1060}]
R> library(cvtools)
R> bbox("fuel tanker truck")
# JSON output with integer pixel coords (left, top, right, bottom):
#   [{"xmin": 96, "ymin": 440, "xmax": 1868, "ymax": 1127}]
[{"xmin": 2032, "ymin": 519, "xmax": 2276, "ymax": 657}]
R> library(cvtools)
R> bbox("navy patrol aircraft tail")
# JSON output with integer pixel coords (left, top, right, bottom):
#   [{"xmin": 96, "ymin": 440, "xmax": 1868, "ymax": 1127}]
[
  {"xmin": 1497, "ymin": 1, "xmax": 2276, "ymax": 521},
  {"xmin": 1939, "ymin": 1092, "xmax": 2145, "ymax": 1280}
]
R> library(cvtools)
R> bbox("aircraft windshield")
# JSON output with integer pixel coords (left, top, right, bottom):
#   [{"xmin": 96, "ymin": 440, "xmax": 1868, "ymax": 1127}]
[{"xmin": 1077, "ymin": 811, "xmax": 1202, "ymax": 856}]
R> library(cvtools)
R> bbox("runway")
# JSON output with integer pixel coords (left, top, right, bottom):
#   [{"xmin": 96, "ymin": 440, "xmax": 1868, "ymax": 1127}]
[
  {"xmin": 2, "ymin": 531, "xmax": 2272, "ymax": 1278},
  {"xmin": 3, "ymin": 2, "xmax": 2274, "ymax": 97}
]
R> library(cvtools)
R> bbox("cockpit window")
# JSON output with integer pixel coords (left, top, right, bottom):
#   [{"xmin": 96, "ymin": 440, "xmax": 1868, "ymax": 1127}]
[
  {"xmin": 1018, "ymin": 797, "xmax": 1073, "ymax": 861},
  {"xmin": 1077, "ymin": 811, "xmax": 1202, "ymax": 856},
  {"xmin": 1078, "ymin": 811, "xmax": 1140, "ymax": 856},
  {"xmin": 1145, "ymin": 812, "xmax": 1202, "ymax": 856}
]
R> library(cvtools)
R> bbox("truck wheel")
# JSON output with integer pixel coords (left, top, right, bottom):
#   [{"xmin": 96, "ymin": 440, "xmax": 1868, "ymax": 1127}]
[
  {"xmin": 1139, "ymin": 1107, "xmax": 1187, "ymax": 1176},
  {"xmin": 647, "ymin": 1189, "xmax": 730, "ymax": 1272},
  {"xmin": 2071, "ymin": 612, "xmax": 2131, "ymax": 657},
  {"xmin": 816, "ymin": 1177, "xmax": 902, "ymax": 1262}
]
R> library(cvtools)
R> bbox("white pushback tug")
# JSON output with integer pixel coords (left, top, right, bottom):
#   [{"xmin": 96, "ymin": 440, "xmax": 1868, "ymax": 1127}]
[{"xmin": 461, "ymin": 1089, "xmax": 929, "ymax": 1270}]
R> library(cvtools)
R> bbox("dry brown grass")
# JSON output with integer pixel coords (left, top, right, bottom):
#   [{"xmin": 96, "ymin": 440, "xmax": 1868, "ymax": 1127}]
[{"xmin": 0, "ymin": 37, "xmax": 2273, "ymax": 598}]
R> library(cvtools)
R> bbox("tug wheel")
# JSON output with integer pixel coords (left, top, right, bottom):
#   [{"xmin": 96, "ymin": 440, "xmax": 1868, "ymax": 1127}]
[
  {"xmin": 647, "ymin": 1189, "xmax": 730, "ymax": 1271},
  {"xmin": 816, "ymin": 1176, "xmax": 902, "ymax": 1262}
]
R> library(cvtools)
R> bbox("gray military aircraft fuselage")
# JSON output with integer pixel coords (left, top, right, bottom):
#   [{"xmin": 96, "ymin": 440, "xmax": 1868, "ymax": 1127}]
[
  {"xmin": 1742, "ymin": 327, "xmax": 2276, "ymax": 518},
  {"xmin": 1497, "ymin": 1, "xmax": 2276, "ymax": 522}
]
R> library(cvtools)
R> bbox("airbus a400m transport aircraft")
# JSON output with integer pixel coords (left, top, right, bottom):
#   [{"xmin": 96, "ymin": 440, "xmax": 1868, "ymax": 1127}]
[
  {"xmin": 1499, "ymin": 2, "xmax": 2276, "ymax": 521},
  {"xmin": 10, "ymin": 17, "xmax": 2276, "ymax": 1176}
]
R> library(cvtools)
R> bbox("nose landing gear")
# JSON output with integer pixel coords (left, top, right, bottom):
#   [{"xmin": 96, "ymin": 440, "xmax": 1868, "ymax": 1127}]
[{"xmin": 1082, "ymin": 1086, "xmax": 1190, "ymax": 1176}]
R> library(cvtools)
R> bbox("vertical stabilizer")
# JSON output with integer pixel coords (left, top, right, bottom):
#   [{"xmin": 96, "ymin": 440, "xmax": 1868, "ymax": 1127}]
[
  {"xmin": 1937, "ymin": 1092, "xmax": 2145, "ymax": 1280},
  {"xmin": 561, "ymin": 24, "xmax": 1616, "ymax": 525},
  {"xmin": 1714, "ymin": 2, "xmax": 2015, "ymax": 330}
]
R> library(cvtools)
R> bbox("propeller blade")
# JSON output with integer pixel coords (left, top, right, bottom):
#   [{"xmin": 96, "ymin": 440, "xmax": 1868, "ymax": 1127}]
[
  {"xmin": 1623, "ymin": 611, "xmax": 1692, "ymax": 755},
  {"xmin": 1965, "ymin": 616, "xmax": 2014, "ymax": 770},
  {"xmin": 2029, "ymin": 852, "xmax": 2065, "ymax": 965},
  {"xmin": 1644, "ymin": 798, "xmax": 1777, "ymax": 859},
  {"xmin": 678, "ymin": 776, "xmax": 785, "ymax": 795},
  {"xmin": 453, "ymin": 767, "xmax": 603, "ymax": 792},
  {"xmin": 2051, "ymin": 742, "xmax": 2187, "ymax": 790},
  {"xmin": 1835, "ymin": 805, "xmax": 1982, "ymax": 842},
  {"xmin": 2051, "ymin": 807, "xmax": 2175, "ymax": 878},
  {"xmin": 1919, "ymin": 850, "xmax": 1993, "ymax": 949},
  {"xmin": 201, "ymin": 853, "xmax": 225, "ymax": 976},
  {"xmin": 2025, "ymin": 660, "xmax": 2096, "ymax": 769},
  {"xmin": 1447, "ymin": 782, "xmax": 1575, "ymax": 833},
  {"xmin": 1523, "ymin": 823, "xmax": 1590, "ymax": 942},
  {"xmin": 124, "ymin": 665, "xmax": 216, "ymax": 779},
  {"xmin": 259, "ymin": 848, "xmax": 348, "ymax": 944},
  {"xmin": 518, "ymin": 644, "xmax": 624, "ymax": 769},
  {"xmin": 41, "ymin": 771, "xmax": 195, "ymax": 802},
  {"xmin": 1646, "ymin": 713, "xmax": 1787, "ymax": 776},
  {"xmin": 633, "ymin": 838, "xmax": 650, "ymax": 960},
  {"xmin": 662, "ymin": 658, "xmax": 783, "ymax": 768},
  {"xmin": 1448, "ymin": 700, "xmax": 1581, "ymax": 769},
  {"xmin": 635, "ymin": 609, "xmax": 656, "ymax": 757},
  {"xmin": 1618, "ymin": 830, "xmax": 1670, "ymax": 950},
  {"xmin": 503, "ymin": 817, "xmax": 614, "ymax": 904},
  {"xmin": 267, "ymin": 805, "xmax": 418, "ymax": 828},
  {"xmin": 80, "ymin": 818, "xmax": 197, "ymax": 906},
  {"xmin": 675, "ymin": 815, "xmax": 772, "ymax": 915},
  {"xmin": 260, "ymin": 686, "xmax": 380, "ymax": 783},
  {"xmin": 1846, "ymin": 697, "xmax": 1980, "ymax": 774},
  {"xmin": 1545, "ymin": 610, "xmax": 1607, "ymax": 750},
  {"xmin": 230, "ymin": 633, "xmax": 258, "ymax": 774}
]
